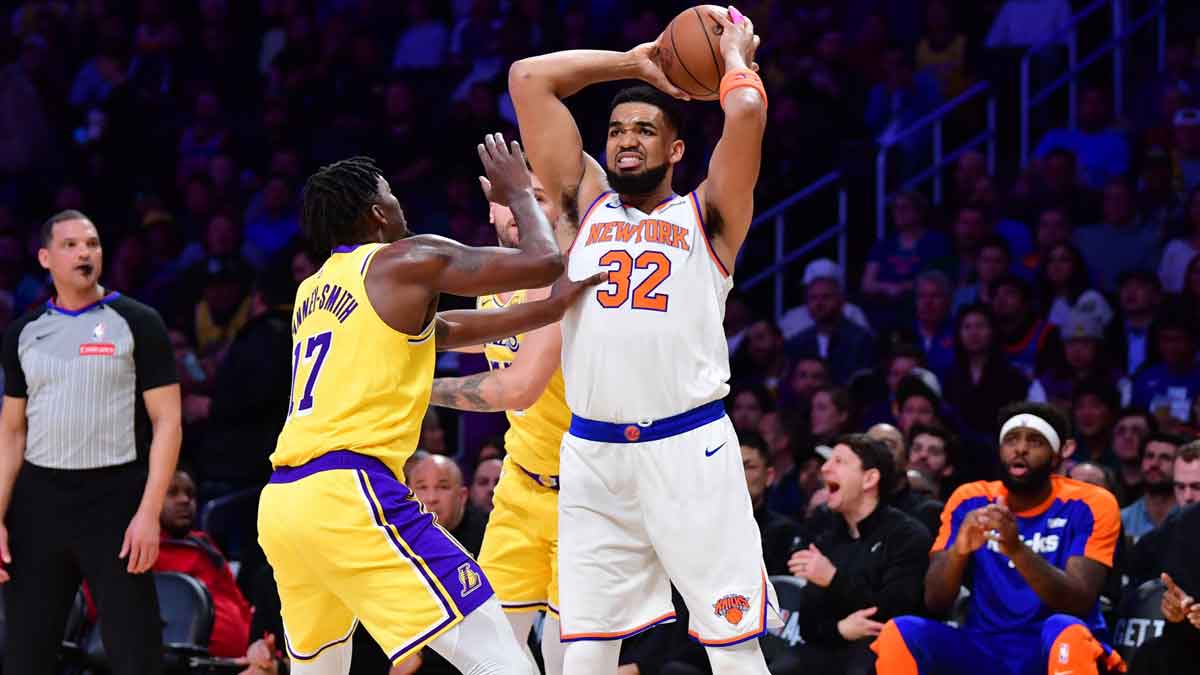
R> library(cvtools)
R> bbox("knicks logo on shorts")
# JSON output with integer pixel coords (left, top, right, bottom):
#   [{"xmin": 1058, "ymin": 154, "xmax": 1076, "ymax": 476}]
[
  {"xmin": 457, "ymin": 563, "xmax": 482, "ymax": 598},
  {"xmin": 713, "ymin": 594, "xmax": 751, "ymax": 626},
  {"xmin": 624, "ymin": 425, "xmax": 641, "ymax": 441}
]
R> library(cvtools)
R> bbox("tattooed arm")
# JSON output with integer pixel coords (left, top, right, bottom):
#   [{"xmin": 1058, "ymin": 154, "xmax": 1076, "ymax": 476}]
[{"xmin": 432, "ymin": 288, "xmax": 562, "ymax": 412}]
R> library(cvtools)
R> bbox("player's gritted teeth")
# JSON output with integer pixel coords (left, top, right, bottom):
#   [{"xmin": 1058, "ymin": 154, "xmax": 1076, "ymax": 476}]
[{"xmin": 616, "ymin": 152, "xmax": 644, "ymax": 171}]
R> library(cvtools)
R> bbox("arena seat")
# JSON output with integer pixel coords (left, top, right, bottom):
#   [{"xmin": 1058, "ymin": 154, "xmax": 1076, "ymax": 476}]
[
  {"xmin": 762, "ymin": 575, "xmax": 807, "ymax": 664},
  {"xmin": 59, "ymin": 588, "xmax": 89, "ymax": 658},
  {"xmin": 61, "ymin": 572, "xmax": 224, "ymax": 673},
  {"xmin": 199, "ymin": 487, "xmax": 261, "ymax": 561}
]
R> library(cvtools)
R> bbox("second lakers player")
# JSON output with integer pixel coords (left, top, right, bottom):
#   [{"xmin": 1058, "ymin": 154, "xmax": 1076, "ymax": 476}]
[
  {"xmin": 431, "ymin": 171, "xmax": 573, "ymax": 675},
  {"xmin": 256, "ymin": 136, "xmax": 601, "ymax": 675}
]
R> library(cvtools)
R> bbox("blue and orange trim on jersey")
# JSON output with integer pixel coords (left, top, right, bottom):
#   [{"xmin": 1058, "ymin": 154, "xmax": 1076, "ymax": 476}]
[
  {"xmin": 569, "ymin": 190, "xmax": 615, "ymax": 254},
  {"xmin": 689, "ymin": 190, "xmax": 730, "ymax": 277},
  {"xmin": 622, "ymin": 193, "xmax": 680, "ymax": 213},
  {"xmin": 568, "ymin": 400, "xmax": 725, "ymax": 444},
  {"xmin": 561, "ymin": 611, "xmax": 678, "ymax": 642}
]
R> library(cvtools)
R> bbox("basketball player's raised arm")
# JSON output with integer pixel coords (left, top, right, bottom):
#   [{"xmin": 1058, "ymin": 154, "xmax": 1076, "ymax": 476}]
[
  {"xmin": 431, "ymin": 287, "xmax": 561, "ymax": 412},
  {"xmin": 509, "ymin": 46, "xmax": 688, "ymax": 214},
  {"xmin": 434, "ymin": 275, "xmax": 602, "ymax": 352},
  {"xmin": 402, "ymin": 135, "xmax": 564, "ymax": 297},
  {"xmin": 697, "ymin": 9, "xmax": 765, "ymax": 274}
]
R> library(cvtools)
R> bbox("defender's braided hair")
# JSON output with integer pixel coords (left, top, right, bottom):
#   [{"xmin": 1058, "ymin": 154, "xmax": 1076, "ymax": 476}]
[{"xmin": 301, "ymin": 156, "xmax": 383, "ymax": 254}]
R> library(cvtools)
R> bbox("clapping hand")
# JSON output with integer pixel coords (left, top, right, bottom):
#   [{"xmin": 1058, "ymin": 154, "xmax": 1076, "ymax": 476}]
[
  {"xmin": 1162, "ymin": 573, "xmax": 1197, "ymax": 626},
  {"xmin": 837, "ymin": 607, "xmax": 884, "ymax": 641},
  {"xmin": 788, "ymin": 544, "xmax": 836, "ymax": 587}
]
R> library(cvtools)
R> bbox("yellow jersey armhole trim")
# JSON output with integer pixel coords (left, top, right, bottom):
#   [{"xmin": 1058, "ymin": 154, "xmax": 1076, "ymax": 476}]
[
  {"xmin": 409, "ymin": 319, "xmax": 436, "ymax": 344},
  {"xmin": 360, "ymin": 244, "xmax": 384, "ymax": 277}
]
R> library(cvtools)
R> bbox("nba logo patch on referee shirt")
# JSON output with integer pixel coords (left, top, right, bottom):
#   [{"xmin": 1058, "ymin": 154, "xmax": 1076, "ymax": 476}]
[{"xmin": 80, "ymin": 321, "xmax": 115, "ymax": 356}]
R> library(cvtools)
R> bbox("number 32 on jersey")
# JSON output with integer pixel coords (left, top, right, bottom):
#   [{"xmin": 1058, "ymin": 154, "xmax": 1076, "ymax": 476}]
[{"xmin": 596, "ymin": 250, "xmax": 671, "ymax": 312}]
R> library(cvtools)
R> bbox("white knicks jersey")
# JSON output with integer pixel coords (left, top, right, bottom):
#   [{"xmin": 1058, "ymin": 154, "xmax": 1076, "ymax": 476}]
[{"xmin": 562, "ymin": 189, "xmax": 733, "ymax": 422}]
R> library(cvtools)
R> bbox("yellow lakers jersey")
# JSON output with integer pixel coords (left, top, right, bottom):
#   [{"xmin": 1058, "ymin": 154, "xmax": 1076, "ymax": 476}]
[
  {"xmin": 479, "ymin": 290, "xmax": 569, "ymax": 476},
  {"xmin": 272, "ymin": 243, "xmax": 435, "ymax": 477}
]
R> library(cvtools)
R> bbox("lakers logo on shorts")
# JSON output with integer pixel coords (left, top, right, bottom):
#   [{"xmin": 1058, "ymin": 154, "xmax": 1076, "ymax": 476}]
[
  {"xmin": 713, "ymin": 594, "xmax": 751, "ymax": 626},
  {"xmin": 458, "ymin": 563, "xmax": 482, "ymax": 598}
]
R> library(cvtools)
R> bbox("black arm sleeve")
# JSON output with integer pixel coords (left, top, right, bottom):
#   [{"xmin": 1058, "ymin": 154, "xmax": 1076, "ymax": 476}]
[
  {"xmin": 111, "ymin": 296, "xmax": 178, "ymax": 392},
  {"xmin": 2, "ymin": 308, "xmax": 43, "ymax": 398},
  {"xmin": 796, "ymin": 581, "xmax": 840, "ymax": 645}
]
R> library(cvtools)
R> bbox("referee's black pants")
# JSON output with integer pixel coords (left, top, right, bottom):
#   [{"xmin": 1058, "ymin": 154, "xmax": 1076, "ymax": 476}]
[{"xmin": 3, "ymin": 461, "xmax": 163, "ymax": 675}]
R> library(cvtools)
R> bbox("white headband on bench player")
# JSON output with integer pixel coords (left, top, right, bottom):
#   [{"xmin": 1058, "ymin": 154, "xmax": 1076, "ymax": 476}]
[{"xmin": 999, "ymin": 414, "xmax": 1062, "ymax": 454}]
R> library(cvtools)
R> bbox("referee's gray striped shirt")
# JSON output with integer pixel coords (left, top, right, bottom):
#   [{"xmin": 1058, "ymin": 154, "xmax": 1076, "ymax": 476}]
[{"xmin": 2, "ymin": 292, "xmax": 177, "ymax": 470}]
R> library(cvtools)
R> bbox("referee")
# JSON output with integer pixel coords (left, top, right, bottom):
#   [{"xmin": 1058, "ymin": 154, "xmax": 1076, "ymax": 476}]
[{"xmin": 0, "ymin": 210, "xmax": 181, "ymax": 674}]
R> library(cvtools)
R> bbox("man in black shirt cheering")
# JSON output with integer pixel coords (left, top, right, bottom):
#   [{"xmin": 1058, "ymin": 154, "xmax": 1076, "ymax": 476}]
[{"xmin": 776, "ymin": 434, "xmax": 931, "ymax": 675}]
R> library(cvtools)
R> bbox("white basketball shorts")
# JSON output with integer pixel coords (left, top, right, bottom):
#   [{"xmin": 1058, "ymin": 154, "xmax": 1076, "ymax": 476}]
[{"xmin": 558, "ymin": 400, "xmax": 781, "ymax": 646}]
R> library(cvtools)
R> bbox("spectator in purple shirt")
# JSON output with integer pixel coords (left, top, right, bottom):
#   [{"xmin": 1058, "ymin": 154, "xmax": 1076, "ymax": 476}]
[
  {"xmin": 953, "ymin": 235, "xmax": 1011, "ymax": 316},
  {"xmin": 912, "ymin": 270, "xmax": 956, "ymax": 378},
  {"xmin": 1034, "ymin": 84, "xmax": 1131, "ymax": 190},
  {"xmin": 242, "ymin": 175, "xmax": 299, "ymax": 259},
  {"xmin": 1074, "ymin": 177, "xmax": 1161, "ymax": 294},
  {"xmin": 862, "ymin": 191, "xmax": 953, "ymax": 331},
  {"xmin": 1133, "ymin": 309, "xmax": 1200, "ymax": 432},
  {"xmin": 863, "ymin": 191, "xmax": 951, "ymax": 298}
]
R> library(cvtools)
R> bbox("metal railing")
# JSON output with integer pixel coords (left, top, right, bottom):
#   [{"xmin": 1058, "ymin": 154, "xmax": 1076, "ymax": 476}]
[
  {"xmin": 737, "ymin": 170, "xmax": 847, "ymax": 323},
  {"xmin": 739, "ymin": 0, "xmax": 1167, "ymax": 325},
  {"xmin": 875, "ymin": 81, "xmax": 998, "ymax": 236},
  {"xmin": 1020, "ymin": 0, "xmax": 1169, "ymax": 167}
]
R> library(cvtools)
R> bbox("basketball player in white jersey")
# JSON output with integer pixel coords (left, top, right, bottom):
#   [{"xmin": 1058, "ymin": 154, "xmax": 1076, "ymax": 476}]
[{"xmin": 509, "ymin": 7, "xmax": 775, "ymax": 674}]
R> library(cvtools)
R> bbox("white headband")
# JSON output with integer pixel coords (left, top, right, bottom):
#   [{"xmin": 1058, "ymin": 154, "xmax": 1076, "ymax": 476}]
[{"xmin": 999, "ymin": 414, "xmax": 1061, "ymax": 453}]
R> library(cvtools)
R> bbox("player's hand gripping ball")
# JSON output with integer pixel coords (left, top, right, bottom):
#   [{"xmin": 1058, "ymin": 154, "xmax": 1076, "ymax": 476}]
[{"xmin": 653, "ymin": 5, "xmax": 760, "ymax": 101}]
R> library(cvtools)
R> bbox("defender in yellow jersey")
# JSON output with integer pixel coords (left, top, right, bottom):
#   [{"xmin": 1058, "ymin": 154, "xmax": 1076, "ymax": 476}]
[
  {"xmin": 431, "ymin": 173, "xmax": 574, "ymax": 675},
  {"xmin": 257, "ymin": 139, "xmax": 601, "ymax": 675}
]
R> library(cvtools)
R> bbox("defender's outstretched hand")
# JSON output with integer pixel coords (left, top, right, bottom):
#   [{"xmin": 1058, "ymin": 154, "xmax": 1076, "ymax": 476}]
[
  {"xmin": 477, "ymin": 132, "xmax": 533, "ymax": 207},
  {"xmin": 550, "ymin": 270, "xmax": 609, "ymax": 312}
]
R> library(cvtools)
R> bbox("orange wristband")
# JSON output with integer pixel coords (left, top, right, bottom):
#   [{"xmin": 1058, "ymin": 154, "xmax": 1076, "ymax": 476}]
[{"xmin": 719, "ymin": 68, "xmax": 767, "ymax": 110}]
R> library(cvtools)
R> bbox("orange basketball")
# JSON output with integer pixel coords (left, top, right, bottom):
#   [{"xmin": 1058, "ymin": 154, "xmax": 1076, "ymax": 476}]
[{"xmin": 656, "ymin": 5, "xmax": 730, "ymax": 101}]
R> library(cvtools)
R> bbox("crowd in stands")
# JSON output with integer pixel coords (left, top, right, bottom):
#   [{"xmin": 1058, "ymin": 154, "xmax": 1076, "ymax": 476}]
[{"xmin": 3, "ymin": 0, "xmax": 1200, "ymax": 673}]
